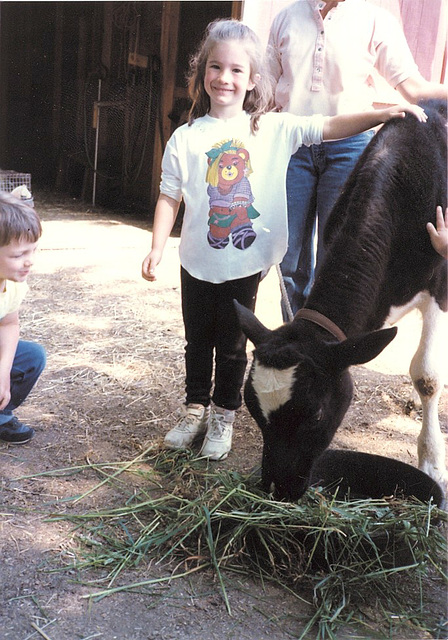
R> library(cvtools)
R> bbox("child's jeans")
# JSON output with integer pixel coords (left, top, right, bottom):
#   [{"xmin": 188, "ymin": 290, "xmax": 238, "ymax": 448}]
[
  {"xmin": 0, "ymin": 340, "xmax": 46, "ymax": 425},
  {"xmin": 180, "ymin": 267, "xmax": 260, "ymax": 411}
]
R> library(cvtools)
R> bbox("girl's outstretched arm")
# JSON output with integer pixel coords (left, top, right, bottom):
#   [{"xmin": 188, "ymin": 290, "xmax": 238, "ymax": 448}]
[
  {"xmin": 142, "ymin": 194, "xmax": 181, "ymax": 282},
  {"xmin": 427, "ymin": 206, "xmax": 448, "ymax": 259},
  {"xmin": 323, "ymin": 103, "xmax": 427, "ymax": 141}
]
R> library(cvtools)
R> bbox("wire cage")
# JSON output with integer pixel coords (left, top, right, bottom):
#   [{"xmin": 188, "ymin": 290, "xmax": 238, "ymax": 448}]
[{"xmin": 0, "ymin": 171, "xmax": 32, "ymax": 193}]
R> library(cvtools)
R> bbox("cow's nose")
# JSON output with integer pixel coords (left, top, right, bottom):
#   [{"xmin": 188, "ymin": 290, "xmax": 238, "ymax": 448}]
[{"xmin": 274, "ymin": 477, "xmax": 309, "ymax": 502}]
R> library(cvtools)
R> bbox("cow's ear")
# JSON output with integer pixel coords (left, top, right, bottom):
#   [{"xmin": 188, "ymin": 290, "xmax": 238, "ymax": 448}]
[
  {"xmin": 234, "ymin": 300, "xmax": 272, "ymax": 346},
  {"xmin": 329, "ymin": 327, "xmax": 397, "ymax": 369}
]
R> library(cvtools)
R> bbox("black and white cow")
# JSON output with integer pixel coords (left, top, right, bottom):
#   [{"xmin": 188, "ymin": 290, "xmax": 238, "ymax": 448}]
[{"xmin": 236, "ymin": 100, "xmax": 447, "ymax": 501}]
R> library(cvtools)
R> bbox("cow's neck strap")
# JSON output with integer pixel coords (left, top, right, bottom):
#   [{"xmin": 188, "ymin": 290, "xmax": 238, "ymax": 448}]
[{"xmin": 295, "ymin": 308, "xmax": 347, "ymax": 342}]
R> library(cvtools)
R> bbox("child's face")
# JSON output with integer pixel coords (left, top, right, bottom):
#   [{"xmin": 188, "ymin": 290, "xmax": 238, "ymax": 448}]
[
  {"xmin": 204, "ymin": 40, "xmax": 255, "ymax": 119},
  {"xmin": 0, "ymin": 239, "xmax": 39, "ymax": 284}
]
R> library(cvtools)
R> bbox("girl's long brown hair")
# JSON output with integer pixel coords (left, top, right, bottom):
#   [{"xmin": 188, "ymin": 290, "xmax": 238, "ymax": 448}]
[{"xmin": 187, "ymin": 19, "xmax": 274, "ymax": 134}]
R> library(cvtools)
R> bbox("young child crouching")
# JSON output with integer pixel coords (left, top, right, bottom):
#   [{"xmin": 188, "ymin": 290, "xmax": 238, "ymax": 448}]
[{"xmin": 0, "ymin": 191, "xmax": 46, "ymax": 444}]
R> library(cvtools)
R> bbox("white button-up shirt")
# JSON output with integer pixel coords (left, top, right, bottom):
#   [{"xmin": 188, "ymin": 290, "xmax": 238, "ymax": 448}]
[{"xmin": 268, "ymin": 0, "xmax": 418, "ymax": 116}]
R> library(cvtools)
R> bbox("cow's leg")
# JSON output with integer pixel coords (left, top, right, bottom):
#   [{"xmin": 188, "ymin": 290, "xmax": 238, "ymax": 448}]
[
  {"xmin": 387, "ymin": 295, "xmax": 424, "ymax": 408},
  {"xmin": 409, "ymin": 295, "xmax": 447, "ymax": 487}
]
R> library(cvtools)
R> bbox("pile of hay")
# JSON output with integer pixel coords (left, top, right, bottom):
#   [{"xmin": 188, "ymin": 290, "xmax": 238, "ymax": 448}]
[{"xmin": 53, "ymin": 448, "xmax": 447, "ymax": 639}]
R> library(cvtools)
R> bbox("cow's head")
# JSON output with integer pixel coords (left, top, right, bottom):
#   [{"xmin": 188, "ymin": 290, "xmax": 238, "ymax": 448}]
[{"xmin": 235, "ymin": 302, "xmax": 397, "ymax": 501}]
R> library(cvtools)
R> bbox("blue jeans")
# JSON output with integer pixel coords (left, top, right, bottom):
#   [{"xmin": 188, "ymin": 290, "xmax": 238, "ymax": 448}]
[
  {"xmin": 280, "ymin": 131, "xmax": 375, "ymax": 320},
  {"xmin": 0, "ymin": 340, "xmax": 46, "ymax": 425}
]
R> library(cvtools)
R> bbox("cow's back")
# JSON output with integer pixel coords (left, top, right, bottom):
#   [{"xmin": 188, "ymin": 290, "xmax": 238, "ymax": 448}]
[{"xmin": 320, "ymin": 99, "xmax": 447, "ymax": 324}]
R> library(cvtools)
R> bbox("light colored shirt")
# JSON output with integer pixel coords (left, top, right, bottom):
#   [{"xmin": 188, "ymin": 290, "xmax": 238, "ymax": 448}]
[
  {"xmin": 268, "ymin": 0, "xmax": 419, "ymax": 116},
  {"xmin": 160, "ymin": 111, "xmax": 324, "ymax": 283},
  {"xmin": 0, "ymin": 281, "xmax": 28, "ymax": 320}
]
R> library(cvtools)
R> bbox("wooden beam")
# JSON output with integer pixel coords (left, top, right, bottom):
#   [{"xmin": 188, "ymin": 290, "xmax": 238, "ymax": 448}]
[
  {"xmin": 232, "ymin": 1, "xmax": 243, "ymax": 19},
  {"xmin": 0, "ymin": 5, "xmax": 11, "ymax": 160},
  {"xmin": 52, "ymin": 5, "xmax": 63, "ymax": 149},
  {"xmin": 75, "ymin": 17, "xmax": 88, "ymax": 139},
  {"xmin": 150, "ymin": 1, "xmax": 181, "ymax": 210},
  {"xmin": 160, "ymin": 2, "xmax": 180, "ymax": 149}
]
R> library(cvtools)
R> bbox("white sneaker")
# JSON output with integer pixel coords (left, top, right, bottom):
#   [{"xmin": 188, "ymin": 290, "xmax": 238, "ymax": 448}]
[
  {"xmin": 164, "ymin": 404, "xmax": 210, "ymax": 449},
  {"xmin": 200, "ymin": 406, "xmax": 234, "ymax": 460}
]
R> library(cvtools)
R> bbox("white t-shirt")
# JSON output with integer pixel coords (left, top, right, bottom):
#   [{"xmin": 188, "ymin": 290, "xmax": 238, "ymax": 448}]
[
  {"xmin": 0, "ymin": 281, "xmax": 28, "ymax": 320},
  {"xmin": 160, "ymin": 110, "xmax": 324, "ymax": 283},
  {"xmin": 268, "ymin": 0, "xmax": 419, "ymax": 117}
]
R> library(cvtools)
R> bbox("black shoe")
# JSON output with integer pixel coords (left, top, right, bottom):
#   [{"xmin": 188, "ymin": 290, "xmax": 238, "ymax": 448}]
[{"xmin": 0, "ymin": 417, "xmax": 35, "ymax": 444}]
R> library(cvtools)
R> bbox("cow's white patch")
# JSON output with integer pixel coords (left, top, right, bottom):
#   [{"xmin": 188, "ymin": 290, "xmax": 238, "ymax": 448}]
[
  {"xmin": 385, "ymin": 292, "xmax": 426, "ymax": 326},
  {"xmin": 252, "ymin": 361, "xmax": 296, "ymax": 420}
]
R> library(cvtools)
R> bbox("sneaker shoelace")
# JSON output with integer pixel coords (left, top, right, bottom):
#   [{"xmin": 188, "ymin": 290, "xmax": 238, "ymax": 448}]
[
  {"xmin": 209, "ymin": 413, "xmax": 230, "ymax": 437},
  {"xmin": 177, "ymin": 409, "xmax": 203, "ymax": 431}
]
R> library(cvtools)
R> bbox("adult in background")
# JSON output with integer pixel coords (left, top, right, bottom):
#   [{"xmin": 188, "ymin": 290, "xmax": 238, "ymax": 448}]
[{"xmin": 268, "ymin": 0, "xmax": 448, "ymax": 319}]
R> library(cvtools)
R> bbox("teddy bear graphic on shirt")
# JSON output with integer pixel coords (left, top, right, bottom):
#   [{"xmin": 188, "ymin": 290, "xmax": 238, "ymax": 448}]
[{"xmin": 205, "ymin": 139, "xmax": 260, "ymax": 250}]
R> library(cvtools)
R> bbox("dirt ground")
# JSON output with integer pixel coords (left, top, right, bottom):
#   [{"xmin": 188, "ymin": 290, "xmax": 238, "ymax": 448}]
[{"xmin": 1, "ymin": 192, "xmax": 447, "ymax": 640}]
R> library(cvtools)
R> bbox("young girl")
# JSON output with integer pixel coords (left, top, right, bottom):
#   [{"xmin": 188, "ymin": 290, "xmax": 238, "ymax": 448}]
[{"xmin": 141, "ymin": 19, "xmax": 426, "ymax": 460}]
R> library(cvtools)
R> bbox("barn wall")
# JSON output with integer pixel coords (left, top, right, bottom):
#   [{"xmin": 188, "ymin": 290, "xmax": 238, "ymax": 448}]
[
  {"xmin": 367, "ymin": 0, "xmax": 447, "ymax": 102},
  {"xmin": 0, "ymin": 1, "xmax": 238, "ymax": 211},
  {"xmin": 3, "ymin": 1, "xmax": 444, "ymax": 214},
  {"xmin": 0, "ymin": 2, "xmax": 58, "ymax": 184}
]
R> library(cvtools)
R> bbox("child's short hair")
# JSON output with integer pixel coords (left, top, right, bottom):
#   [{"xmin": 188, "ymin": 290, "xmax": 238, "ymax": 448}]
[
  {"xmin": 188, "ymin": 19, "xmax": 274, "ymax": 133},
  {"xmin": 0, "ymin": 191, "xmax": 42, "ymax": 247}
]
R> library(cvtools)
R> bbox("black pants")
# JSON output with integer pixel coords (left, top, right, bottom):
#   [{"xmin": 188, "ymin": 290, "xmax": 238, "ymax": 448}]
[{"xmin": 180, "ymin": 267, "xmax": 260, "ymax": 411}]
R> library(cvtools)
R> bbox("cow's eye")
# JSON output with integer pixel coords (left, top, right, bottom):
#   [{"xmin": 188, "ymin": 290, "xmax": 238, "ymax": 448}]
[{"xmin": 315, "ymin": 408, "xmax": 323, "ymax": 422}]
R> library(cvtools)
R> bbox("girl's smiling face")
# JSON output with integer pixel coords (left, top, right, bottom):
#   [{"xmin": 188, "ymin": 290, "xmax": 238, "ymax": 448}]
[{"xmin": 204, "ymin": 40, "xmax": 255, "ymax": 119}]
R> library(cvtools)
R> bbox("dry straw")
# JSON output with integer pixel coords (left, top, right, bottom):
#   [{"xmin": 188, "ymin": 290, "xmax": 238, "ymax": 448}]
[{"xmin": 49, "ymin": 447, "xmax": 447, "ymax": 639}]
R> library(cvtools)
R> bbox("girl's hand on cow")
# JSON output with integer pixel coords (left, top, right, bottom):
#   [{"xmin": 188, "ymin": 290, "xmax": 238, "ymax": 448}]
[
  {"xmin": 142, "ymin": 249, "xmax": 162, "ymax": 282},
  {"xmin": 427, "ymin": 206, "xmax": 448, "ymax": 259},
  {"xmin": 381, "ymin": 104, "xmax": 427, "ymax": 123}
]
